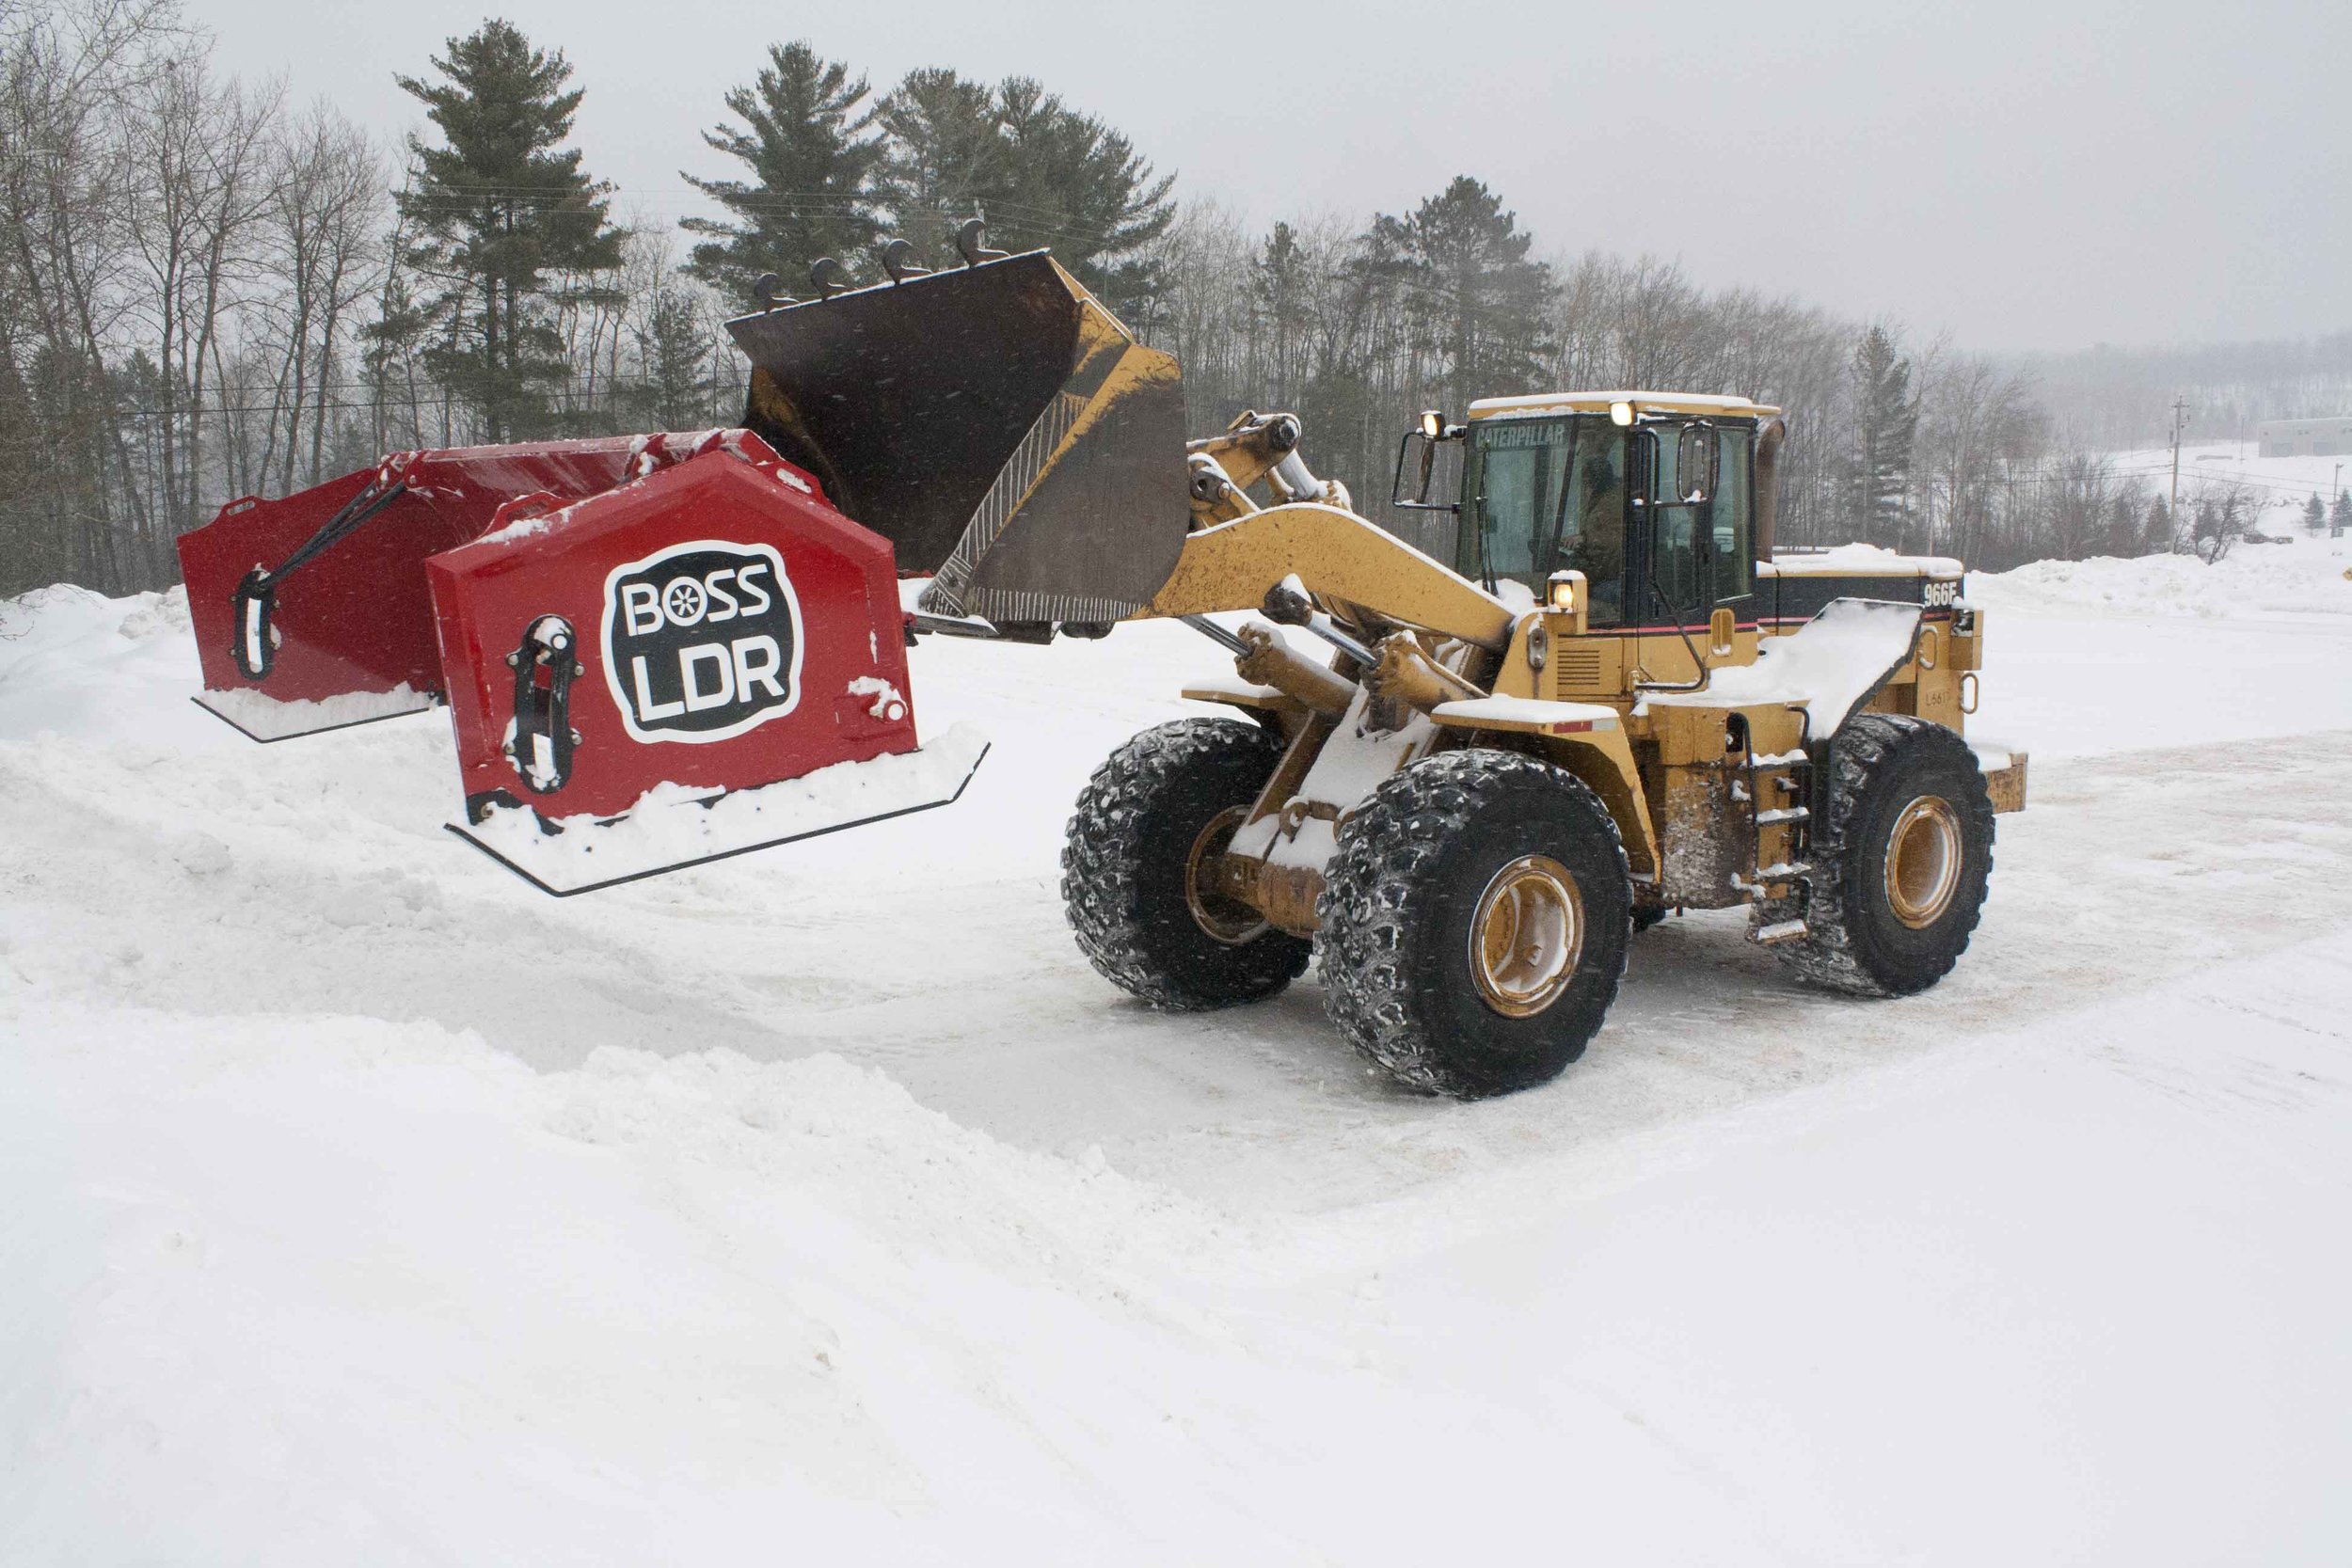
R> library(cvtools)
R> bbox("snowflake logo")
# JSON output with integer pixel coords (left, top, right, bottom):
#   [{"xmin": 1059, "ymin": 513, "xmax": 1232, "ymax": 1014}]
[{"xmin": 662, "ymin": 578, "xmax": 706, "ymax": 625}]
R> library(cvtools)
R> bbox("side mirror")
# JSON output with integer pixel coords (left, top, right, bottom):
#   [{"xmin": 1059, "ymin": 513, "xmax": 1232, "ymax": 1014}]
[
  {"xmin": 1639, "ymin": 420, "xmax": 1718, "ymax": 507},
  {"xmin": 1391, "ymin": 413, "xmax": 1461, "ymax": 513},
  {"xmin": 1675, "ymin": 420, "xmax": 1718, "ymax": 505}
]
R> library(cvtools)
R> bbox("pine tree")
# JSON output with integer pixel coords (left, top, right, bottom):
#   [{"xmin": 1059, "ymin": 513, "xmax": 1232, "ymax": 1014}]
[
  {"xmin": 986, "ymin": 78, "xmax": 1174, "ymax": 321},
  {"xmin": 2142, "ymin": 494, "xmax": 2173, "ymax": 553},
  {"xmin": 871, "ymin": 67, "xmax": 1006, "ymax": 265},
  {"xmin": 395, "ymin": 21, "xmax": 625, "ymax": 442},
  {"xmin": 1362, "ymin": 177, "xmax": 1556, "ymax": 419},
  {"xmin": 1248, "ymin": 221, "xmax": 1311, "ymax": 407},
  {"xmin": 682, "ymin": 42, "xmax": 882, "ymax": 304},
  {"xmin": 2304, "ymin": 493, "xmax": 2328, "ymax": 533},
  {"xmin": 626, "ymin": 286, "xmax": 713, "ymax": 430},
  {"xmin": 360, "ymin": 262, "xmax": 435, "ymax": 448},
  {"xmin": 1850, "ymin": 325, "xmax": 1919, "ymax": 546},
  {"xmin": 2106, "ymin": 491, "xmax": 2139, "ymax": 554},
  {"xmin": 2333, "ymin": 490, "xmax": 2351, "ymax": 538}
]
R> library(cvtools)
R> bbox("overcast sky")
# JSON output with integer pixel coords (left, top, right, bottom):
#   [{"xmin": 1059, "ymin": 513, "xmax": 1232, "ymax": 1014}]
[{"xmin": 196, "ymin": 0, "xmax": 2347, "ymax": 356}]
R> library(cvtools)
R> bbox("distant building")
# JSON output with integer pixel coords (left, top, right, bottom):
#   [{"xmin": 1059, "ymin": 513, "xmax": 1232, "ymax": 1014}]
[{"xmin": 2257, "ymin": 416, "xmax": 2352, "ymax": 458}]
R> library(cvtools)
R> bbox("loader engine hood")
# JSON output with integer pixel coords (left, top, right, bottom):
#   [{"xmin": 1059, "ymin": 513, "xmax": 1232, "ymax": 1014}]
[{"xmin": 727, "ymin": 251, "xmax": 1190, "ymax": 628}]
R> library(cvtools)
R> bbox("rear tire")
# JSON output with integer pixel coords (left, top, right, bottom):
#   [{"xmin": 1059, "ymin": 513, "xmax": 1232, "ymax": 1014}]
[
  {"xmin": 1319, "ymin": 749, "xmax": 1631, "ymax": 1099},
  {"xmin": 1776, "ymin": 714, "xmax": 1995, "ymax": 997},
  {"xmin": 1062, "ymin": 718, "xmax": 1311, "ymax": 1010}
]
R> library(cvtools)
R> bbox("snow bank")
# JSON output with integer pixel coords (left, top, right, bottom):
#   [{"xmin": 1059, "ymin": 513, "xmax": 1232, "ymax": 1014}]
[
  {"xmin": 1, "ymin": 584, "xmax": 249, "ymax": 751},
  {"xmin": 0, "ymin": 581, "xmax": 190, "ymax": 674},
  {"xmin": 0, "ymin": 1005, "xmax": 1257, "ymax": 1563},
  {"xmin": 1969, "ymin": 531, "xmax": 2352, "ymax": 622}
]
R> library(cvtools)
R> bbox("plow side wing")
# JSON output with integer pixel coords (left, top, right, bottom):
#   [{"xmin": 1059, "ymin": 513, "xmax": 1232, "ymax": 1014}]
[
  {"xmin": 175, "ymin": 438, "xmax": 669, "ymax": 738},
  {"xmin": 727, "ymin": 251, "xmax": 1190, "ymax": 627}
]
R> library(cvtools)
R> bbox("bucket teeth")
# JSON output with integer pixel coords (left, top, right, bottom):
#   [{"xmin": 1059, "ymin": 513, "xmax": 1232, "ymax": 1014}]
[
  {"xmin": 880, "ymin": 238, "xmax": 930, "ymax": 283},
  {"xmin": 810, "ymin": 258, "xmax": 856, "ymax": 299},
  {"xmin": 955, "ymin": 216, "xmax": 1008, "ymax": 268}
]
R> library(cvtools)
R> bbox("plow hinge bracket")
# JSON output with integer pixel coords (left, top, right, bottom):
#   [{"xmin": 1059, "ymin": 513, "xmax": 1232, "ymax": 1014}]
[
  {"xmin": 504, "ymin": 614, "xmax": 583, "ymax": 796},
  {"xmin": 230, "ymin": 566, "xmax": 279, "ymax": 679}
]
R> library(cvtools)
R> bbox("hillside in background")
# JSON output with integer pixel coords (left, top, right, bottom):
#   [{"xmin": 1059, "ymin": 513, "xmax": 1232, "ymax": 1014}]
[{"xmin": 2012, "ymin": 331, "xmax": 2352, "ymax": 450}]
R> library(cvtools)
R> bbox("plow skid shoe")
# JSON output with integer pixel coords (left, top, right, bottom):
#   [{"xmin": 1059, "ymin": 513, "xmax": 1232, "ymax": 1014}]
[
  {"xmin": 175, "ymin": 436, "xmax": 709, "ymax": 739},
  {"xmin": 728, "ymin": 251, "xmax": 1191, "ymax": 628},
  {"xmin": 426, "ymin": 432, "xmax": 976, "ymax": 892}
]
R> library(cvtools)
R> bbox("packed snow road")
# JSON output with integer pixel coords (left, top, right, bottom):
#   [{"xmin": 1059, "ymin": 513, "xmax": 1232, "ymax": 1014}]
[{"xmin": 5, "ymin": 539, "xmax": 2352, "ymax": 1562}]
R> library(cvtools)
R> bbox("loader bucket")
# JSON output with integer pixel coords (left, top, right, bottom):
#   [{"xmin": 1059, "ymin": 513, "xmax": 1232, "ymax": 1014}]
[{"xmin": 727, "ymin": 250, "xmax": 1190, "ymax": 628}]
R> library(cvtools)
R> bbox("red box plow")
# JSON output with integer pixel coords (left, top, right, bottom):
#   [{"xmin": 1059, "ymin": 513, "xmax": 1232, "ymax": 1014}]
[
  {"xmin": 176, "ymin": 428, "xmax": 985, "ymax": 894},
  {"xmin": 176, "ymin": 241, "xmax": 1186, "ymax": 894}
]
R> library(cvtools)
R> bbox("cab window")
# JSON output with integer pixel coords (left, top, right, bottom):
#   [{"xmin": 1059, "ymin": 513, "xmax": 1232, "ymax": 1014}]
[
  {"xmin": 1709, "ymin": 426, "xmax": 1753, "ymax": 605},
  {"xmin": 1458, "ymin": 416, "xmax": 1627, "ymax": 626},
  {"xmin": 1640, "ymin": 420, "xmax": 1755, "ymax": 622},
  {"xmin": 1470, "ymin": 420, "xmax": 1562, "ymax": 582},
  {"xmin": 1556, "ymin": 429, "xmax": 1628, "ymax": 623}
]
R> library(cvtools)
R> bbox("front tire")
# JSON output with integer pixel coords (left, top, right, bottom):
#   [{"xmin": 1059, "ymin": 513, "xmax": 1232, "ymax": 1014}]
[
  {"xmin": 1319, "ymin": 749, "xmax": 1632, "ymax": 1099},
  {"xmin": 1775, "ymin": 714, "xmax": 1995, "ymax": 996},
  {"xmin": 1062, "ymin": 718, "xmax": 1311, "ymax": 1010}
]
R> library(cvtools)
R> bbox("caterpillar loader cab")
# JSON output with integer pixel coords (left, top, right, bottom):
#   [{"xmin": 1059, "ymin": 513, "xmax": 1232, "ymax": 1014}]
[
  {"xmin": 1397, "ymin": 391, "xmax": 1772, "ymax": 670},
  {"xmin": 177, "ymin": 228, "xmax": 2024, "ymax": 1097}
]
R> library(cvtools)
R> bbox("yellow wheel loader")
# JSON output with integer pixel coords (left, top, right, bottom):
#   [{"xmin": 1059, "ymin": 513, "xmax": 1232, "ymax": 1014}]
[
  {"xmin": 183, "ymin": 228, "xmax": 2025, "ymax": 1097},
  {"xmin": 744, "ymin": 240, "xmax": 2026, "ymax": 1098}
]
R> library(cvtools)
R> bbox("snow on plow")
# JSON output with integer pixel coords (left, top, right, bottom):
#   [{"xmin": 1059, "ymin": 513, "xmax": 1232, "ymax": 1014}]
[{"xmin": 175, "ymin": 427, "xmax": 986, "ymax": 893}]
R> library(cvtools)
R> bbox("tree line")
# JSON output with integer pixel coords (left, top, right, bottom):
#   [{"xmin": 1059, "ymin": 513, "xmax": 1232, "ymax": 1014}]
[{"xmin": 0, "ymin": 2, "xmax": 2309, "ymax": 600}]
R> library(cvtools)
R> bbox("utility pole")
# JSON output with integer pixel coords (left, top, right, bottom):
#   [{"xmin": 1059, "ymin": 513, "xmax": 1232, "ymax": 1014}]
[{"xmin": 2169, "ymin": 397, "xmax": 2191, "ymax": 524}]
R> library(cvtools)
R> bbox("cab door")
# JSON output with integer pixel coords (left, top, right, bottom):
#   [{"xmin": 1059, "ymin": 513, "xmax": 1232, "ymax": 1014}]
[{"xmin": 1631, "ymin": 421, "xmax": 1757, "ymax": 651}]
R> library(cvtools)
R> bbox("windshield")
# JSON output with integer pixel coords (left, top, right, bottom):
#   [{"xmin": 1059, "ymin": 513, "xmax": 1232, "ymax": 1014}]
[{"xmin": 1458, "ymin": 416, "xmax": 1626, "ymax": 625}]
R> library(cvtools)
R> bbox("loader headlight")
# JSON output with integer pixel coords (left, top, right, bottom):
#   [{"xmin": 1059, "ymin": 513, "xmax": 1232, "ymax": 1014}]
[
  {"xmin": 1546, "ymin": 570, "xmax": 1580, "ymax": 610},
  {"xmin": 1610, "ymin": 400, "xmax": 1636, "ymax": 428},
  {"xmin": 1420, "ymin": 409, "xmax": 1445, "ymax": 441}
]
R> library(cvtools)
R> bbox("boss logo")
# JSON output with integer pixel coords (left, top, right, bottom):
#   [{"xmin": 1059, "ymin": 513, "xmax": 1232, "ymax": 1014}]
[
  {"xmin": 1923, "ymin": 578, "xmax": 1960, "ymax": 609},
  {"xmin": 600, "ymin": 539, "xmax": 803, "ymax": 743}
]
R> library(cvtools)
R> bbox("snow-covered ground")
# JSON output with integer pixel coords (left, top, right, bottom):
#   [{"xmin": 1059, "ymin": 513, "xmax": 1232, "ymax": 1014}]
[{"xmin": 5, "ymin": 532, "xmax": 2351, "ymax": 1563}]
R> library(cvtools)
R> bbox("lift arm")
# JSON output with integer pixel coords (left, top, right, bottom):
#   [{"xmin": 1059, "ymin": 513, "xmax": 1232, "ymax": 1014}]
[{"xmin": 1137, "ymin": 501, "xmax": 1517, "ymax": 652}]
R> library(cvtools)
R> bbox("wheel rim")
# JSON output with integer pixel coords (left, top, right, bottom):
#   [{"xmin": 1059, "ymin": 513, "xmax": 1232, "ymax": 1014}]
[
  {"xmin": 1184, "ymin": 805, "xmax": 1269, "ymax": 945},
  {"xmin": 1468, "ymin": 854, "xmax": 1584, "ymax": 1019},
  {"xmin": 1883, "ymin": 795, "xmax": 1963, "ymax": 929}
]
